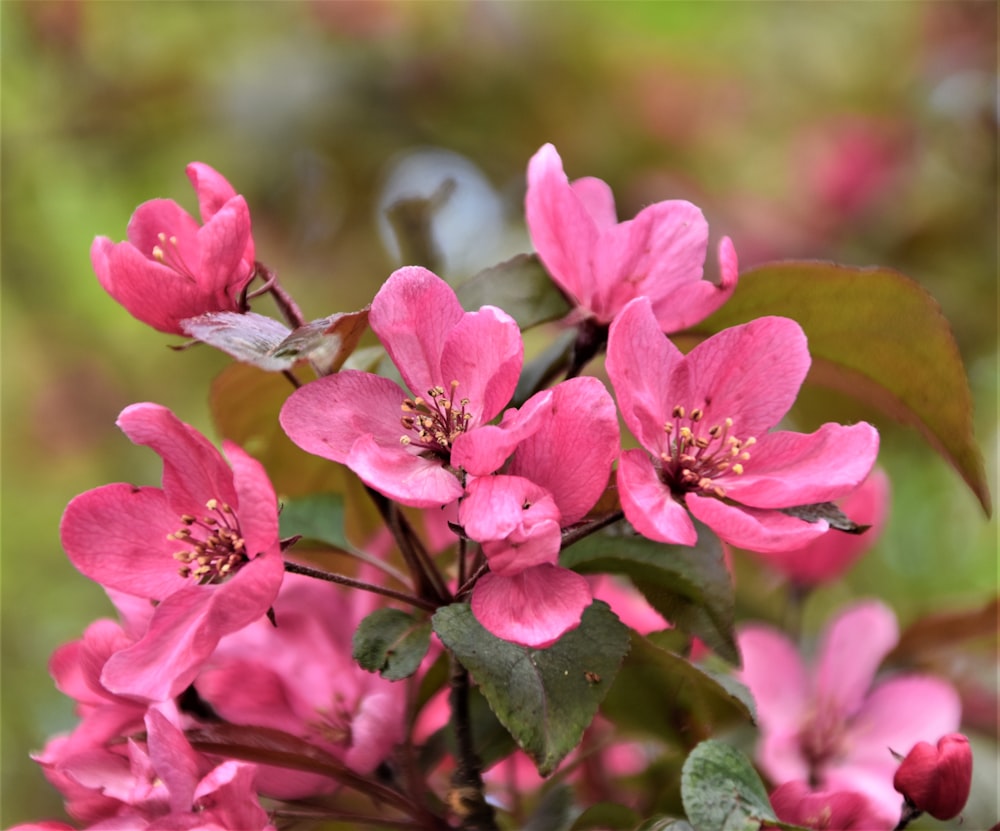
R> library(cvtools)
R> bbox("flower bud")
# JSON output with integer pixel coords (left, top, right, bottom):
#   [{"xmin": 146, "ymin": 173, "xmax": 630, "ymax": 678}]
[{"xmin": 893, "ymin": 733, "xmax": 972, "ymax": 820}]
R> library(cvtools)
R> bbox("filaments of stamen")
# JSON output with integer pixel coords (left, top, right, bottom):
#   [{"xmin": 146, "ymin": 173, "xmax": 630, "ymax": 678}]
[
  {"xmin": 399, "ymin": 380, "xmax": 472, "ymax": 454},
  {"xmin": 169, "ymin": 498, "xmax": 248, "ymax": 585},
  {"xmin": 151, "ymin": 232, "xmax": 198, "ymax": 281},
  {"xmin": 660, "ymin": 407, "xmax": 756, "ymax": 498}
]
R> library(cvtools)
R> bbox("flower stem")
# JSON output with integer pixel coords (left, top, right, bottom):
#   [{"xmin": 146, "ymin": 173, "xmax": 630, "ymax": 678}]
[
  {"xmin": 559, "ymin": 510, "xmax": 625, "ymax": 549},
  {"xmin": 448, "ymin": 655, "xmax": 499, "ymax": 831},
  {"xmin": 283, "ymin": 560, "xmax": 438, "ymax": 613}
]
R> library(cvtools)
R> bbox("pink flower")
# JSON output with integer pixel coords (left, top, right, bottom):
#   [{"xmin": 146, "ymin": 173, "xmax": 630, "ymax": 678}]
[
  {"xmin": 280, "ymin": 266, "xmax": 523, "ymax": 508},
  {"xmin": 749, "ymin": 469, "xmax": 890, "ymax": 585},
  {"xmin": 738, "ymin": 600, "xmax": 962, "ymax": 825},
  {"xmin": 893, "ymin": 733, "xmax": 973, "ymax": 820},
  {"xmin": 194, "ymin": 573, "xmax": 407, "ymax": 799},
  {"xmin": 456, "ymin": 376, "xmax": 620, "ymax": 646},
  {"xmin": 769, "ymin": 781, "xmax": 891, "ymax": 830},
  {"xmin": 60, "ymin": 403, "xmax": 284, "ymax": 701},
  {"xmin": 525, "ymin": 142, "xmax": 737, "ymax": 330},
  {"xmin": 606, "ymin": 297, "xmax": 879, "ymax": 553},
  {"xmin": 91, "ymin": 163, "xmax": 255, "ymax": 335}
]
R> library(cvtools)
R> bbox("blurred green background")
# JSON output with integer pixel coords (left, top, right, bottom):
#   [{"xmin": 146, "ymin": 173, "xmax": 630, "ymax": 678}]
[{"xmin": 2, "ymin": 1, "xmax": 996, "ymax": 827}]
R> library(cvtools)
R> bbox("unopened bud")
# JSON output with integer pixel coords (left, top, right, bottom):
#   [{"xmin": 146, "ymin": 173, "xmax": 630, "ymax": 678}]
[{"xmin": 893, "ymin": 733, "xmax": 972, "ymax": 820}]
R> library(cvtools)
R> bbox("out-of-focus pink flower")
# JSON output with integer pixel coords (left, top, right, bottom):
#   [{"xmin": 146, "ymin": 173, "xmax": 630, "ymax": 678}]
[
  {"xmin": 91, "ymin": 163, "xmax": 255, "ymax": 335},
  {"xmin": 60, "ymin": 404, "xmax": 284, "ymax": 702},
  {"xmin": 769, "ymin": 781, "xmax": 891, "ymax": 830},
  {"xmin": 606, "ymin": 298, "xmax": 879, "ymax": 554},
  {"xmin": 589, "ymin": 574, "xmax": 669, "ymax": 635},
  {"xmin": 456, "ymin": 376, "xmax": 619, "ymax": 647},
  {"xmin": 738, "ymin": 600, "xmax": 962, "ymax": 825},
  {"xmin": 280, "ymin": 266, "xmax": 523, "ymax": 509},
  {"xmin": 893, "ymin": 733, "xmax": 973, "ymax": 820},
  {"xmin": 195, "ymin": 573, "xmax": 407, "ymax": 799},
  {"xmin": 525, "ymin": 142, "xmax": 737, "ymax": 331},
  {"xmin": 749, "ymin": 469, "xmax": 890, "ymax": 585}
]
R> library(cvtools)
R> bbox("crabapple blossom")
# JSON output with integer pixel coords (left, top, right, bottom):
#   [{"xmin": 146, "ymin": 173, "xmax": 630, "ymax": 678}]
[
  {"xmin": 525, "ymin": 142, "xmax": 738, "ymax": 331},
  {"xmin": 606, "ymin": 296, "xmax": 879, "ymax": 553},
  {"xmin": 60, "ymin": 404, "xmax": 284, "ymax": 702},
  {"xmin": 738, "ymin": 600, "xmax": 961, "ymax": 825},
  {"xmin": 91, "ymin": 163, "xmax": 255, "ymax": 335},
  {"xmin": 893, "ymin": 733, "xmax": 973, "ymax": 820},
  {"xmin": 280, "ymin": 265, "xmax": 523, "ymax": 508}
]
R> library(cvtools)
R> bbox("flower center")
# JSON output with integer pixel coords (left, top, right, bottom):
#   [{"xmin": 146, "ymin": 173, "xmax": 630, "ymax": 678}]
[
  {"xmin": 798, "ymin": 706, "xmax": 847, "ymax": 784},
  {"xmin": 168, "ymin": 499, "xmax": 249, "ymax": 585},
  {"xmin": 309, "ymin": 693, "xmax": 353, "ymax": 747},
  {"xmin": 399, "ymin": 380, "xmax": 472, "ymax": 456},
  {"xmin": 658, "ymin": 405, "xmax": 756, "ymax": 499},
  {"xmin": 151, "ymin": 232, "xmax": 198, "ymax": 281}
]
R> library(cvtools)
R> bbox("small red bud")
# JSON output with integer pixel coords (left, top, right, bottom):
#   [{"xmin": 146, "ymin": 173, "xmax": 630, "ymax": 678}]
[{"xmin": 893, "ymin": 733, "xmax": 973, "ymax": 820}]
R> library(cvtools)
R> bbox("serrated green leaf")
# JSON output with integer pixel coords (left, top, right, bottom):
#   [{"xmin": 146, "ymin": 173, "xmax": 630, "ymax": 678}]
[
  {"xmin": 431, "ymin": 601, "xmax": 630, "ymax": 776},
  {"xmin": 570, "ymin": 802, "xmax": 642, "ymax": 830},
  {"xmin": 278, "ymin": 492, "xmax": 349, "ymax": 550},
  {"xmin": 560, "ymin": 524, "xmax": 738, "ymax": 664},
  {"xmin": 681, "ymin": 740, "xmax": 775, "ymax": 831},
  {"xmin": 603, "ymin": 633, "xmax": 754, "ymax": 747},
  {"xmin": 456, "ymin": 253, "xmax": 571, "ymax": 328},
  {"xmin": 691, "ymin": 261, "xmax": 991, "ymax": 516},
  {"xmin": 352, "ymin": 608, "xmax": 431, "ymax": 681}
]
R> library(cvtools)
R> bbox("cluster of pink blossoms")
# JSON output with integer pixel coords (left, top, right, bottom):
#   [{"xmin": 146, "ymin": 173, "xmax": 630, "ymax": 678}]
[{"xmin": 17, "ymin": 146, "xmax": 975, "ymax": 831}]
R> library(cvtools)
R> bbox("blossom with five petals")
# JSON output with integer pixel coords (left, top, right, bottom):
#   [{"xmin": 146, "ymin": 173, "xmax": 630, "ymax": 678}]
[
  {"xmin": 738, "ymin": 600, "xmax": 961, "ymax": 825},
  {"xmin": 60, "ymin": 403, "xmax": 284, "ymax": 702},
  {"xmin": 606, "ymin": 297, "xmax": 879, "ymax": 553},
  {"xmin": 91, "ymin": 162, "xmax": 256, "ymax": 335},
  {"xmin": 525, "ymin": 142, "xmax": 738, "ymax": 330},
  {"xmin": 280, "ymin": 266, "xmax": 523, "ymax": 509},
  {"xmin": 456, "ymin": 376, "xmax": 620, "ymax": 646}
]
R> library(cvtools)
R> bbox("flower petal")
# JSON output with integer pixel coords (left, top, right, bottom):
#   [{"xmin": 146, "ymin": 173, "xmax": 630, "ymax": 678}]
[
  {"xmin": 508, "ymin": 376, "xmax": 620, "ymax": 524},
  {"xmin": 606, "ymin": 297, "xmax": 682, "ymax": 454},
  {"xmin": 61, "ymin": 484, "xmax": 188, "ymax": 597},
  {"xmin": 450, "ymin": 388, "xmax": 554, "ymax": 476},
  {"xmin": 617, "ymin": 449, "xmax": 697, "ymax": 546},
  {"xmin": 672, "ymin": 316, "xmax": 811, "ymax": 438},
  {"xmin": 116, "ymin": 403, "xmax": 239, "ymax": 515},
  {"xmin": 813, "ymin": 599, "xmax": 898, "ymax": 718},
  {"xmin": 439, "ymin": 305, "xmax": 522, "ymax": 424},
  {"xmin": 347, "ymin": 433, "xmax": 464, "ymax": 508},
  {"xmin": 594, "ymin": 200, "xmax": 708, "ymax": 324},
  {"xmin": 195, "ymin": 195, "xmax": 254, "ymax": 300},
  {"xmin": 370, "ymin": 266, "xmax": 465, "ymax": 397},
  {"xmin": 686, "ymin": 495, "xmax": 831, "ymax": 553},
  {"xmin": 724, "ymin": 422, "xmax": 880, "ymax": 508},
  {"xmin": 525, "ymin": 143, "xmax": 600, "ymax": 309},
  {"xmin": 737, "ymin": 624, "xmax": 809, "ymax": 735},
  {"xmin": 471, "ymin": 565, "xmax": 591, "ymax": 648},
  {"xmin": 223, "ymin": 441, "xmax": 279, "ymax": 557}
]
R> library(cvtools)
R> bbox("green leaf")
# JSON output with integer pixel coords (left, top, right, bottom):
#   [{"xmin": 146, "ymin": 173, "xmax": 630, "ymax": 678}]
[
  {"xmin": 681, "ymin": 740, "xmax": 775, "ymax": 831},
  {"xmin": 524, "ymin": 784, "xmax": 575, "ymax": 831},
  {"xmin": 570, "ymin": 802, "xmax": 642, "ymax": 830},
  {"xmin": 431, "ymin": 600, "xmax": 630, "ymax": 776},
  {"xmin": 634, "ymin": 820, "xmax": 696, "ymax": 831},
  {"xmin": 602, "ymin": 633, "xmax": 754, "ymax": 747},
  {"xmin": 352, "ymin": 608, "xmax": 431, "ymax": 681},
  {"xmin": 456, "ymin": 253, "xmax": 571, "ymax": 329},
  {"xmin": 691, "ymin": 261, "xmax": 991, "ymax": 516},
  {"xmin": 560, "ymin": 525, "xmax": 738, "ymax": 664},
  {"xmin": 278, "ymin": 492, "xmax": 350, "ymax": 550}
]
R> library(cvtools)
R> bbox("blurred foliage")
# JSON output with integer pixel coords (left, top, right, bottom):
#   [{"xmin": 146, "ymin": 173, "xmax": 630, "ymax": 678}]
[{"xmin": 1, "ymin": 1, "xmax": 996, "ymax": 827}]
